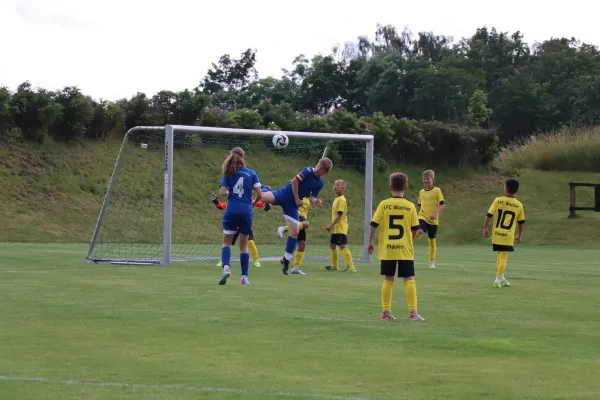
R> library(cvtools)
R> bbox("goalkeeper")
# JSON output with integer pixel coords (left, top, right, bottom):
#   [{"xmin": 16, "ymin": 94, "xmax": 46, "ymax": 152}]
[{"xmin": 207, "ymin": 185, "xmax": 271, "ymax": 269}]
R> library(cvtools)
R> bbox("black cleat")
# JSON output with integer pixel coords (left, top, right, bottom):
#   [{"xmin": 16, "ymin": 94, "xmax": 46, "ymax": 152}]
[{"xmin": 280, "ymin": 257, "xmax": 289, "ymax": 275}]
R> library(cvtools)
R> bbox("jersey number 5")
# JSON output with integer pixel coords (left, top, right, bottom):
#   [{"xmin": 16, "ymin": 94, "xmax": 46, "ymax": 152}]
[
  {"xmin": 495, "ymin": 209, "xmax": 516, "ymax": 230},
  {"xmin": 388, "ymin": 215, "xmax": 404, "ymax": 240},
  {"xmin": 233, "ymin": 177, "xmax": 244, "ymax": 198}
]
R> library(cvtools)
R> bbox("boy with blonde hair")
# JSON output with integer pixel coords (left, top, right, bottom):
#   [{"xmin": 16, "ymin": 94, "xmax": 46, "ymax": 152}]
[
  {"xmin": 325, "ymin": 179, "xmax": 356, "ymax": 272},
  {"xmin": 369, "ymin": 172, "xmax": 424, "ymax": 321},
  {"xmin": 417, "ymin": 169, "xmax": 445, "ymax": 268}
]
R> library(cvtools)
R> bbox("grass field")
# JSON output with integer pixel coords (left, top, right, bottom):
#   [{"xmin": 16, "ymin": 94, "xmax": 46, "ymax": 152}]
[{"xmin": 1, "ymin": 243, "xmax": 599, "ymax": 400}]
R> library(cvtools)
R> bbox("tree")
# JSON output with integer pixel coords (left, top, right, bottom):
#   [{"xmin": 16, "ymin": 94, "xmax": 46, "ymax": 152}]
[{"xmin": 467, "ymin": 89, "xmax": 492, "ymax": 127}]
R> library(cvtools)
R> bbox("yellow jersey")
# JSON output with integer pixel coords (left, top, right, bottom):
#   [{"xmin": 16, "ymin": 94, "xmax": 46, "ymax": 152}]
[
  {"xmin": 299, "ymin": 197, "xmax": 310, "ymax": 219},
  {"xmin": 331, "ymin": 195, "xmax": 349, "ymax": 234},
  {"xmin": 487, "ymin": 196, "xmax": 525, "ymax": 246},
  {"xmin": 418, "ymin": 186, "xmax": 445, "ymax": 225},
  {"xmin": 371, "ymin": 197, "xmax": 420, "ymax": 260}
]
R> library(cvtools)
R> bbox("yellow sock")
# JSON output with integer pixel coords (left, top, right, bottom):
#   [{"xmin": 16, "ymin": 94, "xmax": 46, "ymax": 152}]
[
  {"xmin": 248, "ymin": 240, "xmax": 259, "ymax": 262},
  {"xmin": 342, "ymin": 247, "xmax": 355, "ymax": 269},
  {"xmin": 330, "ymin": 248, "xmax": 339, "ymax": 269},
  {"xmin": 496, "ymin": 251, "xmax": 508, "ymax": 278},
  {"xmin": 405, "ymin": 279, "xmax": 417, "ymax": 312},
  {"xmin": 284, "ymin": 226, "xmax": 288, "ymax": 232},
  {"xmin": 382, "ymin": 280, "xmax": 394, "ymax": 312},
  {"xmin": 428, "ymin": 238, "xmax": 436, "ymax": 263},
  {"xmin": 293, "ymin": 251, "xmax": 304, "ymax": 268}
]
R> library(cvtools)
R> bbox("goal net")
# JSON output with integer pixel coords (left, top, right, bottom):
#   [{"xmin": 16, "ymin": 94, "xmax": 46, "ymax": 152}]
[{"xmin": 85, "ymin": 125, "xmax": 374, "ymax": 266}]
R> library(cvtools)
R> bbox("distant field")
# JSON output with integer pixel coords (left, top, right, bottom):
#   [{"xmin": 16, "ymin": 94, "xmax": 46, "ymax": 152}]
[
  {"xmin": 1, "ymin": 138, "xmax": 599, "ymax": 254},
  {"xmin": 1, "ymin": 243, "xmax": 599, "ymax": 399}
]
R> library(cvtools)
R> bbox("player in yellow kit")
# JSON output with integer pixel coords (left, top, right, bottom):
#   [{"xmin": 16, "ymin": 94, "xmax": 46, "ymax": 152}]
[
  {"xmin": 483, "ymin": 178, "xmax": 525, "ymax": 288},
  {"xmin": 417, "ymin": 170, "xmax": 445, "ymax": 269},
  {"xmin": 368, "ymin": 172, "xmax": 425, "ymax": 321},
  {"xmin": 277, "ymin": 197, "xmax": 311, "ymax": 275},
  {"xmin": 325, "ymin": 180, "xmax": 356, "ymax": 272}
]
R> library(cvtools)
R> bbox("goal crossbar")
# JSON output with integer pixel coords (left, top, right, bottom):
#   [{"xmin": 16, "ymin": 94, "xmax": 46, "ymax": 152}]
[{"xmin": 85, "ymin": 124, "xmax": 375, "ymax": 266}]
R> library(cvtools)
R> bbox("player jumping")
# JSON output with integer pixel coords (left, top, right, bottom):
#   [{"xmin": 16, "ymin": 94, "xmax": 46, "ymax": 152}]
[{"xmin": 260, "ymin": 158, "xmax": 333, "ymax": 275}]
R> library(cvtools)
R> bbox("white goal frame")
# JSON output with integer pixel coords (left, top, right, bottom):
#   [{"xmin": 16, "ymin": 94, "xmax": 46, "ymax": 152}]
[{"xmin": 85, "ymin": 125, "xmax": 375, "ymax": 266}]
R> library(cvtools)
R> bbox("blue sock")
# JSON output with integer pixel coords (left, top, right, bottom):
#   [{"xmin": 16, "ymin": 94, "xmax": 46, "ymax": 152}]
[
  {"xmin": 221, "ymin": 246, "xmax": 231, "ymax": 267},
  {"xmin": 285, "ymin": 236, "xmax": 298, "ymax": 259},
  {"xmin": 240, "ymin": 253, "xmax": 250, "ymax": 276}
]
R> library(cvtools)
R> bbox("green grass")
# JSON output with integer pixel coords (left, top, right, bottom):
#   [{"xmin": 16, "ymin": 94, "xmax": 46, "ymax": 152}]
[
  {"xmin": 1, "ymin": 243, "xmax": 599, "ymax": 399},
  {"xmin": 1, "ymin": 137, "xmax": 599, "ymax": 251},
  {"xmin": 494, "ymin": 127, "xmax": 600, "ymax": 173}
]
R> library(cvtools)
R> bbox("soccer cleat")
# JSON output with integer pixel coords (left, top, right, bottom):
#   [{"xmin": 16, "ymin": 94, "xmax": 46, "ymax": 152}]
[
  {"xmin": 218, "ymin": 266, "xmax": 231, "ymax": 285},
  {"xmin": 429, "ymin": 263, "xmax": 435, "ymax": 269},
  {"xmin": 341, "ymin": 267, "xmax": 357, "ymax": 272},
  {"xmin": 291, "ymin": 267, "xmax": 306, "ymax": 275},
  {"xmin": 216, "ymin": 260, "xmax": 222, "ymax": 268},
  {"xmin": 277, "ymin": 226, "xmax": 286, "ymax": 239},
  {"xmin": 409, "ymin": 312, "xmax": 425, "ymax": 321},
  {"xmin": 280, "ymin": 257, "xmax": 290, "ymax": 275},
  {"xmin": 494, "ymin": 280, "xmax": 510, "ymax": 288},
  {"xmin": 240, "ymin": 276, "xmax": 251, "ymax": 285},
  {"xmin": 254, "ymin": 261, "xmax": 261, "ymax": 268},
  {"xmin": 381, "ymin": 311, "xmax": 395, "ymax": 321},
  {"xmin": 324, "ymin": 266, "xmax": 338, "ymax": 271}
]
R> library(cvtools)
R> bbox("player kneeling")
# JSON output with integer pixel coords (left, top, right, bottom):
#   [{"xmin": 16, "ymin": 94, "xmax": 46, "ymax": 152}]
[{"xmin": 368, "ymin": 172, "xmax": 425, "ymax": 321}]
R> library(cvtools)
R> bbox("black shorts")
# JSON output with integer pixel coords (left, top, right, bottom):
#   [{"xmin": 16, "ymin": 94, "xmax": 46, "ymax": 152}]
[
  {"xmin": 418, "ymin": 219, "xmax": 438, "ymax": 239},
  {"xmin": 232, "ymin": 228, "xmax": 254, "ymax": 245},
  {"xmin": 380, "ymin": 260, "xmax": 415, "ymax": 278},
  {"xmin": 298, "ymin": 216, "xmax": 307, "ymax": 242},
  {"xmin": 493, "ymin": 244, "xmax": 514, "ymax": 252},
  {"xmin": 330, "ymin": 233, "xmax": 348, "ymax": 245}
]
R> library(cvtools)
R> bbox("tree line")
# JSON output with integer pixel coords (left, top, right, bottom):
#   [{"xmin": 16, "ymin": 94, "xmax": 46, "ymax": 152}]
[{"xmin": 2, "ymin": 24, "xmax": 599, "ymax": 168}]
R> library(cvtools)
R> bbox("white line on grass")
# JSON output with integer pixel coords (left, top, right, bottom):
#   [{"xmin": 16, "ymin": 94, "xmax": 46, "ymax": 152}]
[
  {"xmin": 297, "ymin": 316, "xmax": 380, "ymax": 323},
  {"xmin": 0, "ymin": 375, "xmax": 371, "ymax": 400}
]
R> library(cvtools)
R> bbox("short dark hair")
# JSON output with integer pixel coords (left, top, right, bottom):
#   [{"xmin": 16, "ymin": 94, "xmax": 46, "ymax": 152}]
[
  {"xmin": 390, "ymin": 172, "xmax": 408, "ymax": 191},
  {"xmin": 505, "ymin": 178, "xmax": 520, "ymax": 195}
]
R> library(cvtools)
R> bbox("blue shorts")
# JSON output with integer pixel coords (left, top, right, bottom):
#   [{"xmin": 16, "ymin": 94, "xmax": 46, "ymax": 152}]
[
  {"xmin": 223, "ymin": 212, "xmax": 253, "ymax": 235},
  {"xmin": 272, "ymin": 189, "xmax": 299, "ymax": 223}
]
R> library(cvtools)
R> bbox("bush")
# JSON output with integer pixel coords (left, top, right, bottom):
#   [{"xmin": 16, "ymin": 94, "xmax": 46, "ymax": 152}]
[{"xmin": 494, "ymin": 127, "xmax": 600, "ymax": 172}]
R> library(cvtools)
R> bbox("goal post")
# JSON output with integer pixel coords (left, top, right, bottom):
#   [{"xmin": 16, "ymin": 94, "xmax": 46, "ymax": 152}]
[{"xmin": 85, "ymin": 124, "xmax": 375, "ymax": 266}]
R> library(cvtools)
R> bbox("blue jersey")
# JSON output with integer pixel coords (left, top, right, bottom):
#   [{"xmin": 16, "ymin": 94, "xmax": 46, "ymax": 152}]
[
  {"xmin": 279, "ymin": 166, "xmax": 324, "ymax": 200},
  {"xmin": 219, "ymin": 167, "xmax": 261, "ymax": 215}
]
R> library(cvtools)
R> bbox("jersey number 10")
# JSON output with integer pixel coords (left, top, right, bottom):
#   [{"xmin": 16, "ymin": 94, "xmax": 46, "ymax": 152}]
[
  {"xmin": 495, "ymin": 209, "xmax": 516, "ymax": 230},
  {"xmin": 388, "ymin": 215, "xmax": 404, "ymax": 240}
]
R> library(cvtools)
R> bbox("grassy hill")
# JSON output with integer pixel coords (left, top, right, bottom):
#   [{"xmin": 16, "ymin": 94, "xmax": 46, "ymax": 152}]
[{"xmin": 1, "ymin": 136, "xmax": 599, "ymax": 252}]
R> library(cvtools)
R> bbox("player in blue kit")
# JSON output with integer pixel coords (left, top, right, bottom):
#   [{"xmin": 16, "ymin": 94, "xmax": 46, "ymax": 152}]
[
  {"xmin": 260, "ymin": 158, "xmax": 333, "ymax": 274},
  {"xmin": 218, "ymin": 148, "xmax": 263, "ymax": 286}
]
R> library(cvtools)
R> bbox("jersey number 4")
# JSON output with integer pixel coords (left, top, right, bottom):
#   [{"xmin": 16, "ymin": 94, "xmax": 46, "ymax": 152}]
[
  {"xmin": 388, "ymin": 215, "xmax": 404, "ymax": 240},
  {"xmin": 233, "ymin": 177, "xmax": 244, "ymax": 198},
  {"xmin": 495, "ymin": 209, "xmax": 516, "ymax": 230}
]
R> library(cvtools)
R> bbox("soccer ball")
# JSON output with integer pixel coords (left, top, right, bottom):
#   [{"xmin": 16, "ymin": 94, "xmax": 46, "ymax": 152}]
[{"xmin": 272, "ymin": 133, "xmax": 289, "ymax": 149}]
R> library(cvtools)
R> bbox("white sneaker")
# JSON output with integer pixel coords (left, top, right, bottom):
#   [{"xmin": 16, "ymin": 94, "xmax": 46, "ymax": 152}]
[
  {"xmin": 277, "ymin": 226, "xmax": 285, "ymax": 239},
  {"xmin": 429, "ymin": 263, "xmax": 435, "ymax": 269},
  {"xmin": 291, "ymin": 267, "xmax": 306, "ymax": 275},
  {"xmin": 240, "ymin": 275, "xmax": 251, "ymax": 285}
]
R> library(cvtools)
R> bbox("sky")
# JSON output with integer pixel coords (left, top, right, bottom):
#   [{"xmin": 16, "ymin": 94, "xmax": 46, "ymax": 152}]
[{"xmin": 1, "ymin": 0, "xmax": 599, "ymax": 101}]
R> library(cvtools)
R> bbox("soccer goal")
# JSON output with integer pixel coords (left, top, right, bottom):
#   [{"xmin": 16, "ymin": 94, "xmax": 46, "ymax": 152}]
[{"xmin": 85, "ymin": 125, "xmax": 375, "ymax": 266}]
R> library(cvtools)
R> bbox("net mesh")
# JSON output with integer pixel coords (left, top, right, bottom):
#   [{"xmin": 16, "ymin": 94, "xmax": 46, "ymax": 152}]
[{"xmin": 88, "ymin": 127, "xmax": 370, "ymax": 264}]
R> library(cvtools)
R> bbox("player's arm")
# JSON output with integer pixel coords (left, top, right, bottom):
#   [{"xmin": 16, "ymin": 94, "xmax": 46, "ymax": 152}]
[
  {"xmin": 429, "ymin": 189, "xmax": 446, "ymax": 219},
  {"xmin": 483, "ymin": 201, "xmax": 496, "ymax": 238},
  {"xmin": 218, "ymin": 176, "xmax": 228, "ymax": 197},
  {"xmin": 516, "ymin": 206, "xmax": 526, "ymax": 243},
  {"xmin": 367, "ymin": 203, "xmax": 383, "ymax": 254},
  {"xmin": 308, "ymin": 180, "xmax": 325, "ymax": 206},
  {"xmin": 251, "ymin": 172, "xmax": 262, "ymax": 206}
]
